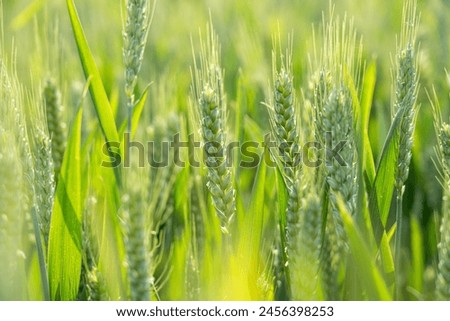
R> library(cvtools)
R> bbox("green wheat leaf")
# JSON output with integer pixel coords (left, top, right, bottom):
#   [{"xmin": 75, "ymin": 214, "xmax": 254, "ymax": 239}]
[
  {"xmin": 368, "ymin": 103, "xmax": 407, "ymax": 243},
  {"xmin": 66, "ymin": 0, "xmax": 120, "ymax": 153},
  {"xmin": 48, "ymin": 108, "xmax": 83, "ymax": 301},
  {"xmin": 338, "ymin": 198, "xmax": 392, "ymax": 300}
]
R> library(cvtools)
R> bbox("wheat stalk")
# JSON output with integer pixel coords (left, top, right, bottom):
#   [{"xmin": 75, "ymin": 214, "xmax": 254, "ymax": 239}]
[
  {"xmin": 307, "ymin": 10, "xmax": 362, "ymax": 300},
  {"xmin": 191, "ymin": 22, "xmax": 236, "ymax": 235},
  {"xmin": 121, "ymin": 0, "xmax": 155, "ymax": 301},
  {"xmin": 392, "ymin": 0, "xmax": 419, "ymax": 299},
  {"xmin": 266, "ymin": 37, "xmax": 302, "ymax": 273},
  {"xmin": 34, "ymin": 128, "xmax": 55, "ymax": 249},
  {"xmin": 123, "ymin": 0, "xmax": 152, "ymax": 132}
]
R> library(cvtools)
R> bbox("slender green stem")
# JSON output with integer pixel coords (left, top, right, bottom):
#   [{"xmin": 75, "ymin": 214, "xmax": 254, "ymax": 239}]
[
  {"xmin": 31, "ymin": 207, "xmax": 50, "ymax": 301},
  {"xmin": 395, "ymin": 189, "xmax": 403, "ymax": 300}
]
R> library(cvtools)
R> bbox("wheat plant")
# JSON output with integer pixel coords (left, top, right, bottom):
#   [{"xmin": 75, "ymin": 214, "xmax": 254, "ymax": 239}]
[{"xmin": 191, "ymin": 23, "xmax": 236, "ymax": 237}]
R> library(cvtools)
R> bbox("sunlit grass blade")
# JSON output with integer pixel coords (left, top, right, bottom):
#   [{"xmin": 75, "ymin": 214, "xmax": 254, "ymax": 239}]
[
  {"xmin": 48, "ymin": 108, "xmax": 83, "ymax": 301},
  {"xmin": 345, "ymin": 64, "xmax": 376, "ymax": 234},
  {"xmin": 360, "ymin": 61, "xmax": 377, "ymax": 185},
  {"xmin": 368, "ymin": 104, "xmax": 407, "ymax": 242},
  {"xmin": 409, "ymin": 216, "xmax": 424, "ymax": 294},
  {"xmin": 66, "ymin": 0, "xmax": 120, "ymax": 161},
  {"xmin": 88, "ymin": 134, "xmax": 126, "ymax": 300},
  {"xmin": 237, "ymin": 151, "xmax": 266, "ymax": 299},
  {"xmin": 379, "ymin": 232, "xmax": 395, "ymax": 291},
  {"xmin": 338, "ymin": 198, "xmax": 392, "ymax": 300},
  {"xmin": 10, "ymin": 0, "xmax": 46, "ymax": 30}
]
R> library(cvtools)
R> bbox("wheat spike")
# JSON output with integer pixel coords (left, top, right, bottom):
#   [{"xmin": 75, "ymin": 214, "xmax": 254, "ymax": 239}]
[
  {"xmin": 43, "ymin": 80, "xmax": 66, "ymax": 180},
  {"xmin": 192, "ymin": 23, "xmax": 236, "ymax": 235}
]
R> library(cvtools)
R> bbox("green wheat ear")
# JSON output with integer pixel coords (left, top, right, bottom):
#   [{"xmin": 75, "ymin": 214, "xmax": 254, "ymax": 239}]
[
  {"xmin": 123, "ymin": 0, "xmax": 153, "ymax": 131},
  {"xmin": 34, "ymin": 129, "xmax": 55, "ymax": 249},
  {"xmin": 323, "ymin": 86, "xmax": 357, "ymax": 238},
  {"xmin": 392, "ymin": 0, "xmax": 419, "ymax": 299},
  {"xmin": 43, "ymin": 79, "xmax": 66, "ymax": 180},
  {"xmin": 394, "ymin": 44, "xmax": 418, "ymax": 193},
  {"xmin": 307, "ymin": 9, "xmax": 362, "ymax": 300},
  {"xmin": 267, "ymin": 43, "xmax": 301, "ymax": 261},
  {"xmin": 192, "ymin": 22, "xmax": 236, "ymax": 236},
  {"xmin": 121, "ymin": 0, "xmax": 154, "ymax": 302}
]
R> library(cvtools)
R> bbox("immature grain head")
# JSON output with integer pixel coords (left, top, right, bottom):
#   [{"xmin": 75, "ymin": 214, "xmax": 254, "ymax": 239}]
[
  {"xmin": 394, "ymin": 45, "xmax": 418, "ymax": 192},
  {"xmin": 43, "ymin": 79, "xmax": 66, "ymax": 180},
  {"xmin": 393, "ymin": 0, "xmax": 419, "ymax": 193},
  {"xmin": 322, "ymin": 86, "xmax": 356, "ymax": 250},
  {"xmin": 266, "ymin": 37, "xmax": 302, "ymax": 260},
  {"xmin": 123, "ymin": 0, "xmax": 152, "ymax": 101},
  {"xmin": 34, "ymin": 129, "xmax": 55, "ymax": 248},
  {"xmin": 309, "ymin": 10, "xmax": 361, "ymax": 216},
  {"xmin": 192, "ymin": 23, "xmax": 236, "ymax": 235}
]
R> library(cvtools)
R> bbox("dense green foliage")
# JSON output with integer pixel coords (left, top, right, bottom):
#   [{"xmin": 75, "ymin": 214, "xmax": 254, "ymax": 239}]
[{"xmin": 0, "ymin": 0, "xmax": 449, "ymax": 301}]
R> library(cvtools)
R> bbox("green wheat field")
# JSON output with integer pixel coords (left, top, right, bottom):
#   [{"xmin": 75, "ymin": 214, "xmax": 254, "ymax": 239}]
[{"xmin": 1, "ymin": 0, "xmax": 450, "ymax": 301}]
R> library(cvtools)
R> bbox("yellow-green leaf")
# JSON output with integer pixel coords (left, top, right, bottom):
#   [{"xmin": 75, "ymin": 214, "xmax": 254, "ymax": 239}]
[
  {"xmin": 48, "ymin": 108, "xmax": 83, "ymax": 301},
  {"xmin": 66, "ymin": 0, "xmax": 119, "ymax": 146},
  {"xmin": 338, "ymin": 198, "xmax": 392, "ymax": 300}
]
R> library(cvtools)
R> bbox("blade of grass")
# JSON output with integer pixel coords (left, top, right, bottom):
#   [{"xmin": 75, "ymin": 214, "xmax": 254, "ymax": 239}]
[
  {"xmin": 345, "ymin": 64, "xmax": 376, "ymax": 236},
  {"xmin": 232, "ymin": 152, "xmax": 267, "ymax": 299},
  {"xmin": 337, "ymin": 197, "xmax": 392, "ymax": 300},
  {"xmin": 379, "ymin": 232, "xmax": 395, "ymax": 291},
  {"xmin": 10, "ymin": 0, "xmax": 45, "ymax": 30},
  {"xmin": 66, "ymin": 0, "xmax": 121, "ymax": 183},
  {"xmin": 90, "ymin": 134, "xmax": 126, "ymax": 299},
  {"xmin": 30, "ymin": 207, "xmax": 50, "ymax": 300},
  {"xmin": 409, "ymin": 215, "xmax": 424, "ymax": 293},
  {"xmin": 368, "ymin": 104, "xmax": 407, "ymax": 243},
  {"xmin": 360, "ymin": 61, "xmax": 377, "ymax": 185},
  {"xmin": 47, "ymin": 108, "xmax": 83, "ymax": 301}
]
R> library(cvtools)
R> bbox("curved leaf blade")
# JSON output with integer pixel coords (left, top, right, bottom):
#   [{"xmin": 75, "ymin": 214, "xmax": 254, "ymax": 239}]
[
  {"xmin": 338, "ymin": 198, "xmax": 392, "ymax": 300},
  {"xmin": 66, "ymin": 0, "xmax": 119, "ymax": 146},
  {"xmin": 368, "ymin": 105, "xmax": 407, "ymax": 243},
  {"xmin": 48, "ymin": 108, "xmax": 83, "ymax": 301}
]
